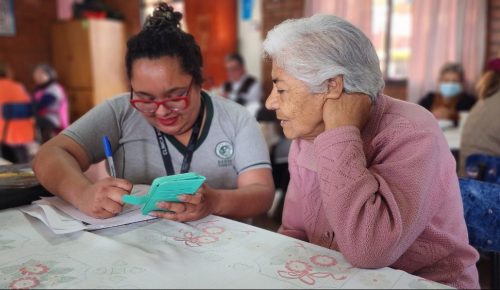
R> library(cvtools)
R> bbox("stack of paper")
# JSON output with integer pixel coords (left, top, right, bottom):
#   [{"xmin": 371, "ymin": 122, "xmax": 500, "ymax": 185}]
[
  {"xmin": 20, "ymin": 199, "xmax": 87, "ymax": 233},
  {"xmin": 20, "ymin": 185, "xmax": 156, "ymax": 234},
  {"xmin": 122, "ymin": 173, "xmax": 206, "ymax": 215}
]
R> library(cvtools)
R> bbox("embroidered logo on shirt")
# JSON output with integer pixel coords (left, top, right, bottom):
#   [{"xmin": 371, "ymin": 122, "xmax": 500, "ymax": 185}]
[
  {"xmin": 215, "ymin": 141, "xmax": 234, "ymax": 159},
  {"xmin": 215, "ymin": 141, "xmax": 234, "ymax": 167}
]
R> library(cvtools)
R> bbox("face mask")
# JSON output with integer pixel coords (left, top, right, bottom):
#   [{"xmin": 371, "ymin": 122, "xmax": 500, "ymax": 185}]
[{"xmin": 439, "ymin": 82, "xmax": 462, "ymax": 98}]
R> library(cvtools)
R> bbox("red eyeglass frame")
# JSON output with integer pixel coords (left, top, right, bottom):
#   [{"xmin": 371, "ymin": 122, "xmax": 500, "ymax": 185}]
[{"xmin": 129, "ymin": 79, "xmax": 193, "ymax": 113}]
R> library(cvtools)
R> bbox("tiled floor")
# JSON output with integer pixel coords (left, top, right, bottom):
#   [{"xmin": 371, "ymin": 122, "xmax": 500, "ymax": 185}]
[{"xmin": 253, "ymin": 213, "xmax": 494, "ymax": 289}]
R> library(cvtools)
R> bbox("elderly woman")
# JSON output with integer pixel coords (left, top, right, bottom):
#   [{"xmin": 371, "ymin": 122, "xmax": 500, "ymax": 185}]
[{"xmin": 263, "ymin": 15, "xmax": 479, "ymax": 289}]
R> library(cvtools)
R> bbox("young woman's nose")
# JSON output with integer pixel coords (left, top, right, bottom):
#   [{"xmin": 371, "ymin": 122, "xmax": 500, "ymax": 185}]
[{"xmin": 155, "ymin": 102, "xmax": 173, "ymax": 116}]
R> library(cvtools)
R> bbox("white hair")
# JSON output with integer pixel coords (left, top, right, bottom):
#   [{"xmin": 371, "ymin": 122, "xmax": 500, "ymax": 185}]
[{"xmin": 263, "ymin": 14, "xmax": 384, "ymax": 101}]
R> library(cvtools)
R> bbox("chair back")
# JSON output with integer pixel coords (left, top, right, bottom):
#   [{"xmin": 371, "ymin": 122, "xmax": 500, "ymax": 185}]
[
  {"xmin": 459, "ymin": 178, "xmax": 500, "ymax": 252},
  {"xmin": 465, "ymin": 154, "xmax": 500, "ymax": 184},
  {"xmin": 2, "ymin": 102, "xmax": 34, "ymax": 120},
  {"xmin": 1, "ymin": 102, "xmax": 35, "ymax": 143}
]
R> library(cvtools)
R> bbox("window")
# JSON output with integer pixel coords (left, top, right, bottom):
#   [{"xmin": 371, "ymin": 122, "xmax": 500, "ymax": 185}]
[{"xmin": 372, "ymin": 0, "xmax": 412, "ymax": 80}]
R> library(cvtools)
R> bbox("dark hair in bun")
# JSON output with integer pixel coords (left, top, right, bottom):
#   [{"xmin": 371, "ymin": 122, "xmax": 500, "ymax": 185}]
[
  {"xmin": 125, "ymin": 2, "xmax": 203, "ymax": 85},
  {"xmin": 144, "ymin": 3, "xmax": 182, "ymax": 31}
]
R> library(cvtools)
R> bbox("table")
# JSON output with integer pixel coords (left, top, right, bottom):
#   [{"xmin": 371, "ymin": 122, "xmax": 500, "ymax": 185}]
[
  {"xmin": 0, "ymin": 209, "xmax": 452, "ymax": 289},
  {"xmin": 0, "ymin": 157, "xmax": 12, "ymax": 166}
]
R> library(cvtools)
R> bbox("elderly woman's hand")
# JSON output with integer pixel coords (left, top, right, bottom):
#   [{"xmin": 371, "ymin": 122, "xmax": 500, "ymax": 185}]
[{"xmin": 323, "ymin": 92, "xmax": 372, "ymax": 131}]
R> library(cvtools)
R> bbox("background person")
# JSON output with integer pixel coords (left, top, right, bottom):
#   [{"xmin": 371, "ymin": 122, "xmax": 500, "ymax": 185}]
[
  {"xmin": 222, "ymin": 52, "xmax": 263, "ymax": 116},
  {"xmin": 0, "ymin": 62, "xmax": 35, "ymax": 163},
  {"xmin": 459, "ymin": 58, "xmax": 500, "ymax": 176},
  {"xmin": 33, "ymin": 3, "xmax": 274, "ymax": 222},
  {"xmin": 32, "ymin": 63, "xmax": 70, "ymax": 143},
  {"xmin": 263, "ymin": 15, "xmax": 479, "ymax": 289},
  {"xmin": 418, "ymin": 62, "xmax": 476, "ymax": 128}
]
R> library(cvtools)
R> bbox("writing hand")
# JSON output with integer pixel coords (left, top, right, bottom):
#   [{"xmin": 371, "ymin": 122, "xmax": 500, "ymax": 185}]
[{"xmin": 77, "ymin": 177, "xmax": 132, "ymax": 219}]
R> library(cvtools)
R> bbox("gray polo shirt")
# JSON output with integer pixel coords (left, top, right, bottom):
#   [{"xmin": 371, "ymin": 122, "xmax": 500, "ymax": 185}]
[{"xmin": 63, "ymin": 92, "xmax": 271, "ymax": 189}]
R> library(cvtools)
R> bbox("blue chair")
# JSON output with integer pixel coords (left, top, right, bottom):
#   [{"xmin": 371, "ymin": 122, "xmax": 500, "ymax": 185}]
[
  {"xmin": 459, "ymin": 178, "xmax": 500, "ymax": 288},
  {"xmin": 465, "ymin": 154, "xmax": 500, "ymax": 184},
  {"xmin": 1, "ymin": 102, "xmax": 34, "ymax": 163}
]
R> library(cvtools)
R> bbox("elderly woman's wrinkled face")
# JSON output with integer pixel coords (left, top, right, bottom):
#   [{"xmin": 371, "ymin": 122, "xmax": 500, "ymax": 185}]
[{"xmin": 265, "ymin": 64, "xmax": 326, "ymax": 140}]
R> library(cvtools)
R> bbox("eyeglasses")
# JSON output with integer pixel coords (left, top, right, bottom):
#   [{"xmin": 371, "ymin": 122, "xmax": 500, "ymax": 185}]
[{"xmin": 129, "ymin": 79, "xmax": 193, "ymax": 113}]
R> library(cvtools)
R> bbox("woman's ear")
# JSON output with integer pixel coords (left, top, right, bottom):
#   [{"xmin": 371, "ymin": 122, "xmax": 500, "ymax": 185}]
[{"xmin": 325, "ymin": 75, "xmax": 344, "ymax": 100}]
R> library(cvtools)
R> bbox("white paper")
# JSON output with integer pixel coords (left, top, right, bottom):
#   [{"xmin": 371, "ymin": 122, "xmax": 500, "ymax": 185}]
[
  {"xmin": 20, "ymin": 201, "xmax": 87, "ymax": 234},
  {"xmin": 21, "ymin": 184, "xmax": 157, "ymax": 234}
]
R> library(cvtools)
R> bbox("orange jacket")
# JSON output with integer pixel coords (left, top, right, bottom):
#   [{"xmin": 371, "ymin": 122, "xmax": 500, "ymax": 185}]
[{"xmin": 0, "ymin": 79, "xmax": 35, "ymax": 145}]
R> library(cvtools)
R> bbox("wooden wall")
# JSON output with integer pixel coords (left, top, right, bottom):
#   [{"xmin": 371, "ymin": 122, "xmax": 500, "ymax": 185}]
[
  {"xmin": 184, "ymin": 0, "xmax": 237, "ymax": 88},
  {"xmin": 102, "ymin": 0, "xmax": 141, "ymax": 38},
  {"xmin": 0, "ymin": 0, "xmax": 57, "ymax": 90},
  {"xmin": 261, "ymin": 0, "xmax": 305, "ymax": 97},
  {"xmin": 0, "ymin": 0, "xmax": 140, "ymax": 92}
]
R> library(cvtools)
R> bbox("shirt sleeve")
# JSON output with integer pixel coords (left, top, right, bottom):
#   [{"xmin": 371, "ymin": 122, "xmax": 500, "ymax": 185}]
[
  {"xmin": 313, "ymin": 125, "xmax": 447, "ymax": 268},
  {"xmin": 62, "ymin": 98, "xmax": 122, "ymax": 163}
]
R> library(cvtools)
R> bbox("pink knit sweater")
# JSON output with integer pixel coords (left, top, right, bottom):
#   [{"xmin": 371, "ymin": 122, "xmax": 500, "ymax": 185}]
[{"xmin": 279, "ymin": 95, "xmax": 479, "ymax": 289}]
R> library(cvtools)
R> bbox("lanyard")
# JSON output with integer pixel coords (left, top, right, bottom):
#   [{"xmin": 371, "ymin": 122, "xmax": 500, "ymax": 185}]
[{"xmin": 154, "ymin": 100, "xmax": 205, "ymax": 175}]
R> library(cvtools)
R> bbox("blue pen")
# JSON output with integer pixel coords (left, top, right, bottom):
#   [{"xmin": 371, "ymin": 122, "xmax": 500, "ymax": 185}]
[{"xmin": 102, "ymin": 136, "xmax": 116, "ymax": 178}]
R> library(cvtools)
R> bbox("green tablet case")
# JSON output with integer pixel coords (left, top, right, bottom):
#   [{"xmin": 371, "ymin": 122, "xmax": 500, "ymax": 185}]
[{"xmin": 122, "ymin": 172, "xmax": 206, "ymax": 215}]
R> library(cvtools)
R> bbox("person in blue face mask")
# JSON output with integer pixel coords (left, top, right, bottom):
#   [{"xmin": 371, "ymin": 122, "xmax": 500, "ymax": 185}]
[{"xmin": 419, "ymin": 62, "xmax": 476, "ymax": 127}]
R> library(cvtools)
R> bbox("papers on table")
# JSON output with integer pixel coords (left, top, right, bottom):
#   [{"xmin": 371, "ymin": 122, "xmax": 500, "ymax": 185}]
[
  {"xmin": 20, "ymin": 185, "xmax": 157, "ymax": 234},
  {"xmin": 21, "ymin": 199, "xmax": 87, "ymax": 233}
]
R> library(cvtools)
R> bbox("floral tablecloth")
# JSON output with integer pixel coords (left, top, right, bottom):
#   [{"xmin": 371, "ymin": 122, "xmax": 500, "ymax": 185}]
[{"xmin": 0, "ymin": 209, "xmax": 452, "ymax": 289}]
